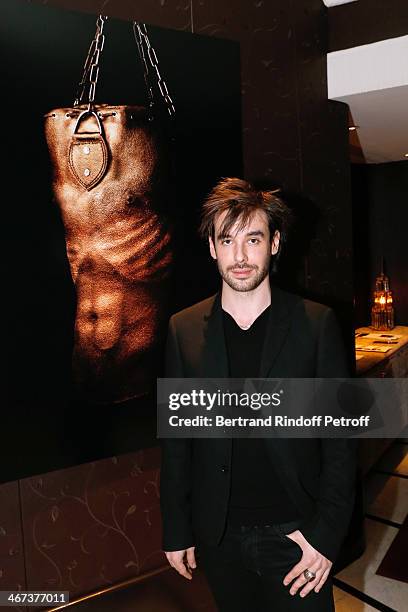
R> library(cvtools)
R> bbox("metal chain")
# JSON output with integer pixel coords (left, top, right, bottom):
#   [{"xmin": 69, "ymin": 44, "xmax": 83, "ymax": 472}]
[
  {"xmin": 74, "ymin": 15, "xmax": 107, "ymax": 108},
  {"xmin": 132, "ymin": 22, "xmax": 155, "ymax": 118},
  {"xmin": 73, "ymin": 16, "xmax": 175, "ymax": 119},
  {"xmin": 133, "ymin": 22, "xmax": 176, "ymax": 119}
]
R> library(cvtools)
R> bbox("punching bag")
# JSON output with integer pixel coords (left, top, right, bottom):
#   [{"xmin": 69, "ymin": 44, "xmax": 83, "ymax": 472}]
[{"xmin": 44, "ymin": 18, "xmax": 174, "ymax": 404}]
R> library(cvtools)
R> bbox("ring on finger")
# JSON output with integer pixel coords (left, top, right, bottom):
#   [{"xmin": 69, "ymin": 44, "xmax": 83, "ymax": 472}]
[{"xmin": 303, "ymin": 569, "xmax": 316, "ymax": 582}]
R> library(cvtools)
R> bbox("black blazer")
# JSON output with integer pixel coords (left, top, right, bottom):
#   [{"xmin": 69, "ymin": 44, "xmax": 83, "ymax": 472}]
[{"xmin": 160, "ymin": 285, "xmax": 357, "ymax": 562}]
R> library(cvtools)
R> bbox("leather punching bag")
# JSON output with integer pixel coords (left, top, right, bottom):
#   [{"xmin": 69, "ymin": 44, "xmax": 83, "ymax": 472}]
[{"xmin": 44, "ymin": 18, "xmax": 174, "ymax": 404}]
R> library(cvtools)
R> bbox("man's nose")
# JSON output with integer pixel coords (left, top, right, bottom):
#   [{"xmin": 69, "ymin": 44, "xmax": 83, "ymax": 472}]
[{"xmin": 234, "ymin": 242, "xmax": 247, "ymax": 263}]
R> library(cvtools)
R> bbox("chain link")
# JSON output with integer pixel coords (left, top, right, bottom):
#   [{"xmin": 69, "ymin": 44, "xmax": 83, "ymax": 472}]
[
  {"xmin": 133, "ymin": 22, "xmax": 176, "ymax": 119},
  {"xmin": 74, "ymin": 15, "xmax": 107, "ymax": 108}
]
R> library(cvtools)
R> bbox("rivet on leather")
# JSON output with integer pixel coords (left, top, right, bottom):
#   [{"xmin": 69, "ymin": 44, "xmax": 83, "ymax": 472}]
[{"xmin": 68, "ymin": 135, "xmax": 108, "ymax": 190}]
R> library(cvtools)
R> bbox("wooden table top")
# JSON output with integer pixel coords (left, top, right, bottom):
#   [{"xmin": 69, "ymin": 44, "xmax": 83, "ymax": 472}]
[{"xmin": 355, "ymin": 325, "xmax": 408, "ymax": 375}]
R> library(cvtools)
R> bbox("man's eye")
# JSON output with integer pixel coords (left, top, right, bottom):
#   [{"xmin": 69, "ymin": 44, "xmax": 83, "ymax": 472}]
[
  {"xmin": 222, "ymin": 239, "xmax": 232, "ymax": 245},
  {"xmin": 249, "ymin": 238, "xmax": 259, "ymax": 244}
]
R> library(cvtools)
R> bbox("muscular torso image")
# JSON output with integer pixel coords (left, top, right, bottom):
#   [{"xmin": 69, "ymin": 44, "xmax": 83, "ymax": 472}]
[{"xmin": 45, "ymin": 105, "xmax": 173, "ymax": 403}]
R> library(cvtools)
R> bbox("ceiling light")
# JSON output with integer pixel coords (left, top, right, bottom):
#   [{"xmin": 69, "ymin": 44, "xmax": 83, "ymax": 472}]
[
  {"xmin": 348, "ymin": 126, "xmax": 359, "ymax": 131},
  {"xmin": 322, "ymin": 1, "xmax": 359, "ymax": 6}
]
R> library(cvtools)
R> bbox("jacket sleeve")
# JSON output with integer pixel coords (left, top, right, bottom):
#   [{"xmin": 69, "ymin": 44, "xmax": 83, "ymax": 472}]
[
  {"xmin": 159, "ymin": 316, "xmax": 194, "ymax": 551},
  {"xmin": 300, "ymin": 308, "xmax": 358, "ymax": 562}
]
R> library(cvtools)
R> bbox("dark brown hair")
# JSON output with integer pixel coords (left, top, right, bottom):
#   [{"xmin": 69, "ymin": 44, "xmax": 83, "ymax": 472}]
[{"xmin": 199, "ymin": 177, "xmax": 292, "ymax": 270}]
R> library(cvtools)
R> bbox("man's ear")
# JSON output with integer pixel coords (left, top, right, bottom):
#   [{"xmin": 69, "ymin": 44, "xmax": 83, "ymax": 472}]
[
  {"xmin": 271, "ymin": 230, "xmax": 280, "ymax": 256},
  {"xmin": 209, "ymin": 236, "xmax": 217, "ymax": 260}
]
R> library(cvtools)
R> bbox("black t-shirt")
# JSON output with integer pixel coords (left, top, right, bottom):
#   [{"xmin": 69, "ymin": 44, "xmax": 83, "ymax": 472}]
[{"xmin": 223, "ymin": 306, "xmax": 298, "ymax": 525}]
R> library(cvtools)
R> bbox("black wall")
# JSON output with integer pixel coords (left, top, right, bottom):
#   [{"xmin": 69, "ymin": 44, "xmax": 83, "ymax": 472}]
[{"xmin": 352, "ymin": 161, "xmax": 408, "ymax": 327}]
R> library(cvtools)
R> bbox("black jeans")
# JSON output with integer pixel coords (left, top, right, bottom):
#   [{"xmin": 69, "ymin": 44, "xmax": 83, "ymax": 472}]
[{"xmin": 196, "ymin": 520, "xmax": 334, "ymax": 612}]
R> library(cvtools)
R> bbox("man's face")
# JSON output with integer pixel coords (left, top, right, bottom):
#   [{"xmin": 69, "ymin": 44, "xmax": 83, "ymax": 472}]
[{"xmin": 209, "ymin": 209, "xmax": 280, "ymax": 292}]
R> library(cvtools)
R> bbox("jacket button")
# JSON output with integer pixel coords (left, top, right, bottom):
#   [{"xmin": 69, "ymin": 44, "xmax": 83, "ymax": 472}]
[{"xmin": 221, "ymin": 465, "xmax": 229, "ymax": 473}]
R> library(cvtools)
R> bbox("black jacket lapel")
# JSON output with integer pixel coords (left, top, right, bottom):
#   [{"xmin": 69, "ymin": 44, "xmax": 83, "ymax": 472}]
[
  {"xmin": 199, "ymin": 292, "xmax": 229, "ymax": 379},
  {"xmin": 259, "ymin": 285, "xmax": 291, "ymax": 378},
  {"xmin": 199, "ymin": 285, "xmax": 292, "ymax": 380},
  {"xmin": 198, "ymin": 293, "xmax": 231, "ymax": 461}
]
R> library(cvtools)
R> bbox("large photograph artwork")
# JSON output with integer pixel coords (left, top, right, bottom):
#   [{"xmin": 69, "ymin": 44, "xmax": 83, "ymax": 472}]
[{"xmin": 3, "ymin": 0, "xmax": 242, "ymax": 482}]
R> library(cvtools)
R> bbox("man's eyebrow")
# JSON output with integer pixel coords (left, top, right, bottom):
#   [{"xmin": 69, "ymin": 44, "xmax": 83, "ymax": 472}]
[
  {"xmin": 216, "ymin": 229, "xmax": 265, "ymax": 240},
  {"xmin": 246, "ymin": 230, "xmax": 265, "ymax": 237}
]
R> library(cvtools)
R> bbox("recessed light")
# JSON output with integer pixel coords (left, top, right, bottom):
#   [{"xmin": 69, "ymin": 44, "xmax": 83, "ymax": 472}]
[
  {"xmin": 349, "ymin": 126, "xmax": 359, "ymax": 131},
  {"xmin": 404, "ymin": 153, "xmax": 408, "ymax": 157}
]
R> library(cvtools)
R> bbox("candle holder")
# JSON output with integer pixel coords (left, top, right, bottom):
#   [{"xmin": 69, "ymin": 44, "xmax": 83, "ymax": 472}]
[{"xmin": 371, "ymin": 268, "xmax": 394, "ymax": 330}]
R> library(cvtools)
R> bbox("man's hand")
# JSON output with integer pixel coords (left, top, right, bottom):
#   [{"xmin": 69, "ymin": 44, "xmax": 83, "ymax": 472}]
[
  {"xmin": 165, "ymin": 547, "xmax": 196, "ymax": 580},
  {"xmin": 283, "ymin": 530, "xmax": 332, "ymax": 597}
]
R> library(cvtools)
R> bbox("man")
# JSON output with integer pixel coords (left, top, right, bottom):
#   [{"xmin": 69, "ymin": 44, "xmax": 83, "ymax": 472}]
[{"xmin": 160, "ymin": 178, "xmax": 356, "ymax": 611}]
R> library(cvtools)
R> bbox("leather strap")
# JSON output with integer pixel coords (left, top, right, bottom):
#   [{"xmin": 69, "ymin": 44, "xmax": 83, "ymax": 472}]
[{"xmin": 68, "ymin": 109, "xmax": 108, "ymax": 190}]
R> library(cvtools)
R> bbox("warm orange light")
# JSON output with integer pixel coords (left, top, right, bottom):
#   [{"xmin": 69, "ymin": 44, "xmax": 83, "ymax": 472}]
[{"xmin": 371, "ymin": 270, "xmax": 394, "ymax": 330}]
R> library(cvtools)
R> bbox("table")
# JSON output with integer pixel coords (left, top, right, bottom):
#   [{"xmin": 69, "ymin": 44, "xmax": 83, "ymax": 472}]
[
  {"xmin": 355, "ymin": 325, "xmax": 408, "ymax": 474},
  {"xmin": 355, "ymin": 325, "xmax": 408, "ymax": 377}
]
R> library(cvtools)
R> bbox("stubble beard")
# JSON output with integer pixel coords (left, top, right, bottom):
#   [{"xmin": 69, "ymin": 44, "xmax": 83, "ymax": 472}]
[{"xmin": 218, "ymin": 259, "xmax": 270, "ymax": 292}]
